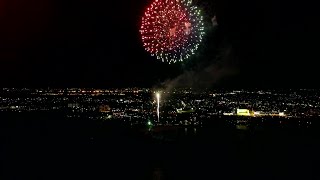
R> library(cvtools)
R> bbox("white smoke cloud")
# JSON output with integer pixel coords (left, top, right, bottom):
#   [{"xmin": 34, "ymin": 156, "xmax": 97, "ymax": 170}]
[
  {"xmin": 154, "ymin": 15, "xmax": 237, "ymax": 94},
  {"xmin": 212, "ymin": 15, "xmax": 218, "ymax": 27},
  {"xmin": 160, "ymin": 46, "xmax": 238, "ymax": 92}
]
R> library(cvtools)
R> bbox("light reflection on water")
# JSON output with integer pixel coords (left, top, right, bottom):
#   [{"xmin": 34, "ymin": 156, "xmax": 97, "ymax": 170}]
[
  {"xmin": 152, "ymin": 167, "xmax": 164, "ymax": 180},
  {"xmin": 236, "ymin": 124, "xmax": 248, "ymax": 130},
  {"xmin": 145, "ymin": 117, "xmax": 315, "ymax": 142}
]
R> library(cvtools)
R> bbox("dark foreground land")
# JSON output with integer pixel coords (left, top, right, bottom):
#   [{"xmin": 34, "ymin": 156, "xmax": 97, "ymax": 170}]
[{"xmin": 1, "ymin": 112, "xmax": 320, "ymax": 179}]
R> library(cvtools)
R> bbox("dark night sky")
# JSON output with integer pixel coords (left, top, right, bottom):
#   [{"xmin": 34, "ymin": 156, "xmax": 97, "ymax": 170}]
[{"xmin": 0, "ymin": 0, "xmax": 318, "ymax": 88}]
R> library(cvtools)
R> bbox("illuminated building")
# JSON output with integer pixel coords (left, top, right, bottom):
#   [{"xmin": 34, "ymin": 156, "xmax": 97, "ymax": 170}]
[
  {"xmin": 99, "ymin": 105, "xmax": 111, "ymax": 113},
  {"xmin": 236, "ymin": 109, "xmax": 252, "ymax": 116}
]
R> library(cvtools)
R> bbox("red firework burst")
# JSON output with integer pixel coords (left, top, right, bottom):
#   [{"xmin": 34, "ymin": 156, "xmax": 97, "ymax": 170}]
[{"xmin": 140, "ymin": 0, "xmax": 205, "ymax": 63}]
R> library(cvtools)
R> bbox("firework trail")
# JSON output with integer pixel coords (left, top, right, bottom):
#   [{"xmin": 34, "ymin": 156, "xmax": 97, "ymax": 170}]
[{"xmin": 156, "ymin": 92, "xmax": 160, "ymax": 122}]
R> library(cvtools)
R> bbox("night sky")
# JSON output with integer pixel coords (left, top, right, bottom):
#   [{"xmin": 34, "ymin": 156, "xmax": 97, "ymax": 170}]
[{"xmin": 0, "ymin": 0, "xmax": 318, "ymax": 88}]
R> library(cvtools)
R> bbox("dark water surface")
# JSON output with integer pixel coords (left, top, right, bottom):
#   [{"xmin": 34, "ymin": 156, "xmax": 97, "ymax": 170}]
[{"xmin": 1, "ymin": 112, "xmax": 320, "ymax": 179}]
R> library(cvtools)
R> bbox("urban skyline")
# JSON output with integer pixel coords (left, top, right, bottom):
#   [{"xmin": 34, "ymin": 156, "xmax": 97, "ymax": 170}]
[{"xmin": 2, "ymin": 88, "xmax": 320, "ymax": 121}]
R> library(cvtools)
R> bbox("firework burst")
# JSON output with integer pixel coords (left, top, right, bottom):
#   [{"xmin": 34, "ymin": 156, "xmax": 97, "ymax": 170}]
[{"xmin": 140, "ymin": 0, "xmax": 205, "ymax": 64}]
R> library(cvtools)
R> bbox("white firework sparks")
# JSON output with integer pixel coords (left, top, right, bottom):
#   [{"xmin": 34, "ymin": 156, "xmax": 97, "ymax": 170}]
[{"xmin": 156, "ymin": 92, "xmax": 160, "ymax": 122}]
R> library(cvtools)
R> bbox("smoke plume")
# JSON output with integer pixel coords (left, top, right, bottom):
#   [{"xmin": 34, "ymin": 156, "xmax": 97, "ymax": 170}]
[
  {"xmin": 160, "ymin": 46, "xmax": 237, "ymax": 92},
  {"xmin": 155, "ymin": 16, "xmax": 238, "ymax": 93}
]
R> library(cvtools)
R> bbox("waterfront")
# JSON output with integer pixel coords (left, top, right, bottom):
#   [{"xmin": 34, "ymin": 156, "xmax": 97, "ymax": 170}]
[{"xmin": 1, "ymin": 112, "xmax": 319, "ymax": 179}]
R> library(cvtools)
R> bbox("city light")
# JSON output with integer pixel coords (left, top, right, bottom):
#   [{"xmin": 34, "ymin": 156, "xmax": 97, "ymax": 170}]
[{"xmin": 0, "ymin": 88, "xmax": 317, "ymax": 127}]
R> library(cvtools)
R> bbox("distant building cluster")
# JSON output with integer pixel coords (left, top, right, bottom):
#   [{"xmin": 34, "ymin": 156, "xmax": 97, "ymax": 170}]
[{"xmin": 1, "ymin": 88, "xmax": 320, "ymax": 126}]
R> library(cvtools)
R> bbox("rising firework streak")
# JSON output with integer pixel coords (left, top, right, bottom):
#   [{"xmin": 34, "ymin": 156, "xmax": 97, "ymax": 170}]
[{"xmin": 156, "ymin": 92, "xmax": 160, "ymax": 122}]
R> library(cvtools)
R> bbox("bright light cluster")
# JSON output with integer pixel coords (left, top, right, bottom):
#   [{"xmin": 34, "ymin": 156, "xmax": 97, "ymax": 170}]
[{"xmin": 140, "ymin": 0, "xmax": 205, "ymax": 64}]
